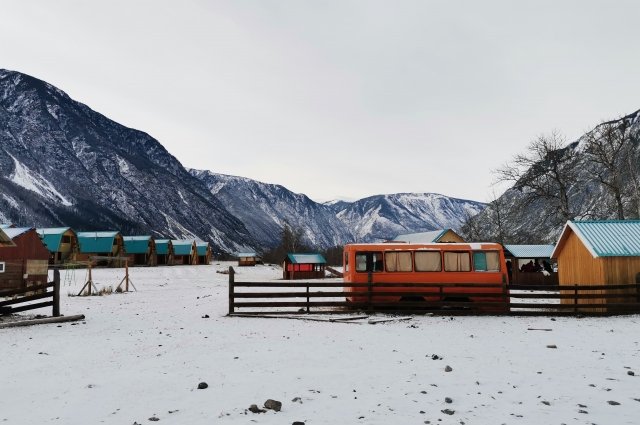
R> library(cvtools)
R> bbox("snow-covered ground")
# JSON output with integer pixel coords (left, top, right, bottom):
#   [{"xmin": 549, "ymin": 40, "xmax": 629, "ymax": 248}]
[{"xmin": 2, "ymin": 263, "xmax": 640, "ymax": 425}]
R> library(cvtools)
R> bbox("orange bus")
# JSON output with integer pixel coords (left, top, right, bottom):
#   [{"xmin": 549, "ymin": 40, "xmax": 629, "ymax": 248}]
[{"xmin": 343, "ymin": 243, "xmax": 509, "ymax": 306}]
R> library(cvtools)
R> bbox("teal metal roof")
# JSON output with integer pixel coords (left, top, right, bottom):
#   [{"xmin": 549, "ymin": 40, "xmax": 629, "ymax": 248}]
[
  {"xmin": 77, "ymin": 231, "xmax": 119, "ymax": 253},
  {"xmin": 286, "ymin": 253, "xmax": 326, "ymax": 264},
  {"xmin": 155, "ymin": 239, "xmax": 171, "ymax": 255},
  {"xmin": 504, "ymin": 245, "xmax": 555, "ymax": 259},
  {"xmin": 37, "ymin": 227, "xmax": 72, "ymax": 252},
  {"xmin": 196, "ymin": 242, "xmax": 209, "ymax": 256},
  {"xmin": 556, "ymin": 220, "xmax": 640, "ymax": 258},
  {"xmin": 123, "ymin": 236, "xmax": 152, "ymax": 254},
  {"xmin": 172, "ymin": 240, "xmax": 194, "ymax": 256}
]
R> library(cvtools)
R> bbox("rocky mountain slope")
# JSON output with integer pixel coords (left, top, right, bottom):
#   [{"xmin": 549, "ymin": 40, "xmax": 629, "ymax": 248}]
[
  {"xmin": 192, "ymin": 170, "xmax": 486, "ymax": 247},
  {"xmin": 0, "ymin": 69, "xmax": 255, "ymax": 252},
  {"xmin": 467, "ymin": 109, "xmax": 640, "ymax": 244}
]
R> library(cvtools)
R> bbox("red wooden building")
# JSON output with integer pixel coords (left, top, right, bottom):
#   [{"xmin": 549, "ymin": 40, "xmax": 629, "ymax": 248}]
[
  {"xmin": 0, "ymin": 227, "xmax": 50, "ymax": 291},
  {"xmin": 283, "ymin": 253, "xmax": 327, "ymax": 280}
]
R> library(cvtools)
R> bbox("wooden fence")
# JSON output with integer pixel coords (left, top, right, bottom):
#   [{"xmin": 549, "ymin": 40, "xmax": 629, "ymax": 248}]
[
  {"xmin": 0, "ymin": 270, "xmax": 60, "ymax": 317},
  {"xmin": 228, "ymin": 268, "xmax": 640, "ymax": 316}
]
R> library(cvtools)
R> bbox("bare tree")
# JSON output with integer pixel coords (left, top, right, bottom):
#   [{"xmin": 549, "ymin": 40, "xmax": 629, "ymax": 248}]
[
  {"xmin": 460, "ymin": 208, "xmax": 483, "ymax": 242},
  {"xmin": 583, "ymin": 119, "xmax": 629, "ymax": 219},
  {"xmin": 624, "ymin": 141, "xmax": 640, "ymax": 218},
  {"xmin": 495, "ymin": 130, "xmax": 581, "ymax": 227},
  {"xmin": 486, "ymin": 189, "xmax": 510, "ymax": 244}
]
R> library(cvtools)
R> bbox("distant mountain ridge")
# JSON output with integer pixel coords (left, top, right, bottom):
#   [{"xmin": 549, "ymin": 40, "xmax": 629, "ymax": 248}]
[{"xmin": 191, "ymin": 170, "xmax": 486, "ymax": 248}]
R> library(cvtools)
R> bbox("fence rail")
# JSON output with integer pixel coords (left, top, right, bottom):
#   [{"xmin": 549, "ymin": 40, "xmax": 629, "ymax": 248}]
[
  {"xmin": 227, "ymin": 267, "xmax": 640, "ymax": 316},
  {"xmin": 0, "ymin": 270, "xmax": 60, "ymax": 317}
]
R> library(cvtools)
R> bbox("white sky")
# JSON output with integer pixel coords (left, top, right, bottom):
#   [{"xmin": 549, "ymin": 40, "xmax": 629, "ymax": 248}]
[{"xmin": 3, "ymin": 1, "xmax": 640, "ymax": 203}]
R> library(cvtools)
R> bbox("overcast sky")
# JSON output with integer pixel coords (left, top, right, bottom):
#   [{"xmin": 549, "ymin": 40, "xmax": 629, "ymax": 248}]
[{"xmin": 3, "ymin": 1, "xmax": 640, "ymax": 203}]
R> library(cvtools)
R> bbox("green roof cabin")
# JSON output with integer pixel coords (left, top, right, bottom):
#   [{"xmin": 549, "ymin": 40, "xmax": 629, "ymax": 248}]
[
  {"xmin": 283, "ymin": 253, "xmax": 327, "ymax": 280},
  {"xmin": 171, "ymin": 240, "xmax": 197, "ymax": 265},
  {"xmin": 76, "ymin": 231, "xmax": 125, "ymax": 267},
  {"xmin": 551, "ymin": 220, "xmax": 640, "ymax": 312},
  {"xmin": 195, "ymin": 241, "xmax": 212, "ymax": 265},
  {"xmin": 503, "ymin": 244, "xmax": 557, "ymax": 286},
  {"xmin": 123, "ymin": 236, "xmax": 157, "ymax": 266},
  {"xmin": 155, "ymin": 239, "xmax": 174, "ymax": 266},
  {"xmin": 0, "ymin": 227, "xmax": 50, "ymax": 291},
  {"xmin": 37, "ymin": 227, "xmax": 78, "ymax": 265}
]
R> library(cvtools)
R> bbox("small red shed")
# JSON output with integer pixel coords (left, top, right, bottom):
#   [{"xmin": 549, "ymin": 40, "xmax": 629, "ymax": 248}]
[{"xmin": 0, "ymin": 227, "xmax": 50, "ymax": 291}]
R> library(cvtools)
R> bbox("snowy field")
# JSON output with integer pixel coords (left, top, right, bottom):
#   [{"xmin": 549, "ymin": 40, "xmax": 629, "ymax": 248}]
[{"xmin": 2, "ymin": 263, "xmax": 640, "ymax": 425}]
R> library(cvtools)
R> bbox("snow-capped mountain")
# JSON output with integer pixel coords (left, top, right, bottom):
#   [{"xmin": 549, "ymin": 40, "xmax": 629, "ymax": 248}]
[
  {"xmin": 0, "ymin": 69, "xmax": 255, "ymax": 252},
  {"xmin": 189, "ymin": 170, "xmax": 354, "ymax": 248},
  {"xmin": 329, "ymin": 193, "xmax": 487, "ymax": 242},
  {"xmin": 191, "ymin": 170, "xmax": 486, "ymax": 247}
]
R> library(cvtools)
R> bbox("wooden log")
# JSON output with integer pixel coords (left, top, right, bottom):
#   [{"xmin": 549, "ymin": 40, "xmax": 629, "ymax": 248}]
[{"xmin": 0, "ymin": 314, "xmax": 85, "ymax": 329}]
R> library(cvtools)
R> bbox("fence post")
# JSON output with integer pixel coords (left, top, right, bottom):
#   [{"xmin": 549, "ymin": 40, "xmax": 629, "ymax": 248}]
[
  {"xmin": 53, "ymin": 270, "xmax": 60, "ymax": 317},
  {"xmin": 306, "ymin": 285, "xmax": 310, "ymax": 313},
  {"xmin": 636, "ymin": 273, "xmax": 640, "ymax": 308},
  {"xmin": 502, "ymin": 277, "xmax": 509, "ymax": 314},
  {"xmin": 228, "ymin": 266, "xmax": 235, "ymax": 315},
  {"xmin": 574, "ymin": 284, "xmax": 578, "ymax": 314},
  {"xmin": 367, "ymin": 272, "xmax": 373, "ymax": 312}
]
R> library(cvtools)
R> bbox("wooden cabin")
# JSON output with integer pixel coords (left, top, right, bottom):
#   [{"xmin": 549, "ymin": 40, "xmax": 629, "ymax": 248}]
[
  {"xmin": 155, "ymin": 239, "xmax": 173, "ymax": 265},
  {"xmin": 283, "ymin": 253, "xmax": 326, "ymax": 280},
  {"xmin": 196, "ymin": 242, "xmax": 212, "ymax": 265},
  {"xmin": 503, "ymin": 244, "xmax": 558, "ymax": 286},
  {"xmin": 551, "ymin": 220, "xmax": 640, "ymax": 311},
  {"xmin": 237, "ymin": 252, "xmax": 261, "ymax": 267},
  {"xmin": 0, "ymin": 228, "xmax": 50, "ymax": 291},
  {"xmin": 123, "ymin": 236, "xmax": 157, "ymax": 266},
  {"xmin": 392, "ymin": 229, "xmax": 465, "ymax": 243},
  {"xmin": 171, "ymin": 240, "xmax": 197, "ymax": 265},
  {"xmin": 76, "ymin": 231, "xmax": 125, "ymax": 267},
  {"xmin": 37, "ymin": 227, "xmax": 78, "ymax": 265}
]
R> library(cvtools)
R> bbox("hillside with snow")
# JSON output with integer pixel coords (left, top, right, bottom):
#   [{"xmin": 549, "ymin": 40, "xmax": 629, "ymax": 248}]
[
  {"xmin": 191, "ymin": 170, "xmax": 486, "ymax": 247},
  {"xmin": 0, "ymin": 69, "xmax": 255, "ymax": 252},
  {"xmin": 330, "ymin": 193, "xmax": 486, "ymax": 242}
]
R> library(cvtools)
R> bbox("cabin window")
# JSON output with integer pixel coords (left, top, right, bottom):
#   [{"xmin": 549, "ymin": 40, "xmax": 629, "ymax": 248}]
[
  {"xmin": 344, "ymin": 253, "xmax": 350, "ymax": 272},
  {"xmin": 355, "ymin": 252, "xmax": 383, "ymax": 273},
  {"xmin": 415, "ymin": 251, "xmax": 442, "ymax": 271},
  {"xmin": 0, "ymin": 262, "xmax": 4, "ymax": 273},
  {"xmin": 444, "ymin": 252, "xmax": 471, "ymax": 272},
  {"xmin": 61, "ymin": 235, "xmax": 71, "ymax": 244},
  {"xmin": 473, "ymin": 251, "xmax": 500, "ymax": 272},
  {"xmin": 385, "ymin": 251, "xmax": 412, "ymax": 272}
]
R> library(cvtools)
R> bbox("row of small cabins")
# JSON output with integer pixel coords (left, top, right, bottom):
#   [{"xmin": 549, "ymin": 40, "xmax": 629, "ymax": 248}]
[{"xmin": 1, "ymin": 226, "xmax": 212, "ymax": 268}]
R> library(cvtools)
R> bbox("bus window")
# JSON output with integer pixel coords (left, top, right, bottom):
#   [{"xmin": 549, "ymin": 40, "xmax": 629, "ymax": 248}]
[
  {"xmin": 444, "ymin": 252, "xmax": 471, "ymax": 272},
  {"xmin": 415, "ymin": 251, "xmax": 442, "ymax": 271},
  {"xmin": 355, "ymin": 252, "xmax": 383, "ymax": 273},
  {"xmin": 385, "ymin": 251, "xmax": 412, "ymax": 272},
  {"xmin": 473, "ymin": 251, "xmax": 500, "ymax": 272}
]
